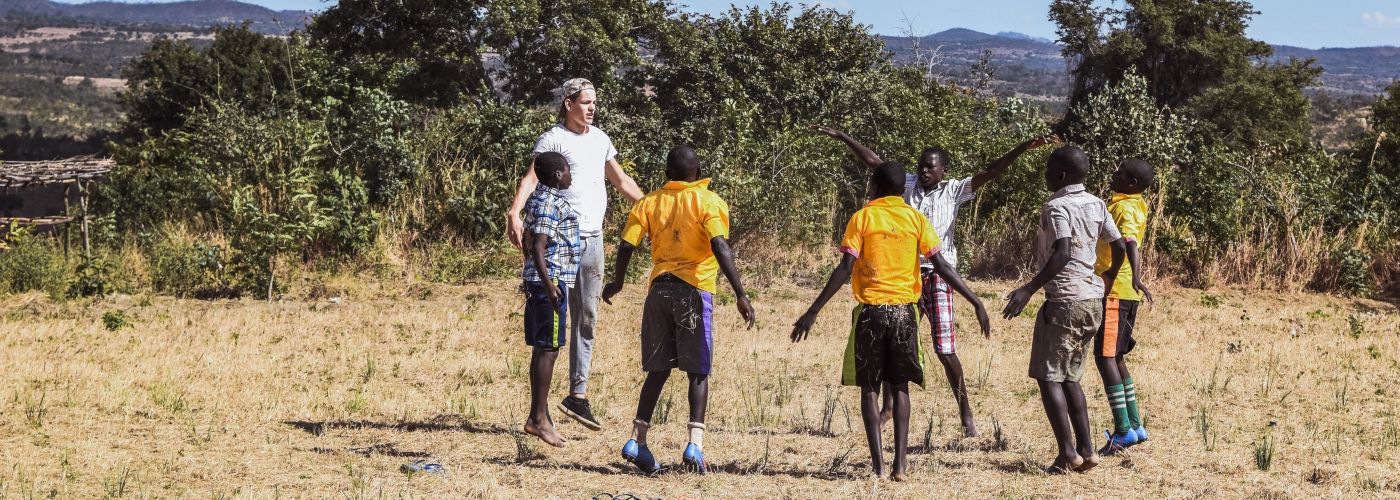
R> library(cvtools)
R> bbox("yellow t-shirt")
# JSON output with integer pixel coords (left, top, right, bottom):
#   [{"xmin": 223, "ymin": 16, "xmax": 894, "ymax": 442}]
[
  {"xmin": 621, "ymin": 178, "xmax": 731, "ymax": 293},
  {"xmin": 840, "ymin": 196, "xmax": 942, "ymax": 305},
  {"xmin": 1095, "ymin": 193, "xmax": 1148, "ymax": 300}
]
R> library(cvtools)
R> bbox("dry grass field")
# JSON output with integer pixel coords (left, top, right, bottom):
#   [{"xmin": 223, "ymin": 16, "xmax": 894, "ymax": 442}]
[{"xmin": 0, "ymin": 278, "xmax": 1397, "ymax": 498}]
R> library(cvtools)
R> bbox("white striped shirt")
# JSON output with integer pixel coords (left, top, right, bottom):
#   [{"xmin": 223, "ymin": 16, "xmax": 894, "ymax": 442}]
[{"xmin": 904, "ymin": 174, "xmax": 977, "ymax": 268}]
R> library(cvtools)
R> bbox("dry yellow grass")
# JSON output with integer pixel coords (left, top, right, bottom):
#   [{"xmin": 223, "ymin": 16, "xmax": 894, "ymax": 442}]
[{"xmin": 0, "ymin": 279, "xmax": 1397, "ymax": 498}]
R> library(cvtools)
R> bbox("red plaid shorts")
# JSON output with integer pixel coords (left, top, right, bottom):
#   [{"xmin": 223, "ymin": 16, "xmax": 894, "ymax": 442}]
[{"xmin": 918, "ymin": 268, "xmax": 957, "ymax": 355}]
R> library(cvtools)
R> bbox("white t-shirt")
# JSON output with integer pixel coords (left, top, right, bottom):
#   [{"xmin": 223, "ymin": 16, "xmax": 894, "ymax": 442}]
[
  {"xmin": 904, "ymin": 175, "xmax": 977, "ymax": 268},
  {"xmin": 532, "ymin": 124, "xmax": 618, "ymax": 235}
]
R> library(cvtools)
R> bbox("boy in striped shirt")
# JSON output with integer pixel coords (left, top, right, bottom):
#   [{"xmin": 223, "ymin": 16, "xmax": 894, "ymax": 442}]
[{"xmin": 520, "ymin": 152, "xmax": 580, "ymax": 448}]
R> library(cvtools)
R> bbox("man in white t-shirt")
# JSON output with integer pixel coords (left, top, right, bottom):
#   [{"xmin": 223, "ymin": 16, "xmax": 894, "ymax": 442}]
[
  {"xmin": 813, "ymin": 125, "xmax": 1054, "ymax": 437},
  {"xmin": 508, "ymin": 78, "xmax": 644, "ymax": 431}
]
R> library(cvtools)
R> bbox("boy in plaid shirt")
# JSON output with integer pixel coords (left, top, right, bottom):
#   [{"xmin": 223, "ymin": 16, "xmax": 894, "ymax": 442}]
[{"xmin": 521, "ymin": 152, "xmax": 580, "ymax": 448}]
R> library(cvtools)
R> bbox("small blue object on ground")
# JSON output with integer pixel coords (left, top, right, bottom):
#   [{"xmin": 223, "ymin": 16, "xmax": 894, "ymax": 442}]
[{"xmin": 400, "ymin": 460, "xmax": 445, "ymax": 474}]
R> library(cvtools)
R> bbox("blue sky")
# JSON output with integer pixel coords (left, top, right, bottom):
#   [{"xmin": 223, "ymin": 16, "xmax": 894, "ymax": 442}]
[{"xmin": 67, "ymin": 0, "xmax": 1400, "ymax": 48}]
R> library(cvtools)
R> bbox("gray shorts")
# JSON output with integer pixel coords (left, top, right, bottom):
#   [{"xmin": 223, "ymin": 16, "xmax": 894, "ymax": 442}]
[
  {"xmin": 1028, "ymin": 299, "xmax": 1103, "ymax": 383},
  {"xmin": 640, "ymin": 276, "xmax": 714, "ymax": 375}
]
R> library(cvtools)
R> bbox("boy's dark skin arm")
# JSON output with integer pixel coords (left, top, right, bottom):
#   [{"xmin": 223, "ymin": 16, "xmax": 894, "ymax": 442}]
[
  {"xmin": 530, "ymin": 233, "xmax": 561, "ymax": 309},
  {"xmin": 928, "ymin": 253, "xmax": 991, "ymax": 337},
  {"xmin": 1104, "ymin": 238, "xmax": 1127, "ymax": 297},
  {"xmin": 1002, "ymin": 238, "xmax": 1071, "ymax": 319},
  {"xmin": 969, "ymin": 136, "xmax": 1056, "ymax": 191},
  {"xmin": 602, "ymin": 238, "xmax": 756, "ymax": 328},
  {"xmin": 1125, "ymin": 240, "xmax": 1152, "ymax": 302},
  {"xmin": 791, "ymin": 254, "xmax": 855, "ymax": 342},
  {"xmin": 1004, "ymin": 238, "xmax": 1127, "ymax": 318},
  {"xmin": 711, "ymin": 236, "xmax": 757, "ymax": 328},
  {"xmin": 600, "ymin": 242, "xmax": 635, "ymax": 305}
]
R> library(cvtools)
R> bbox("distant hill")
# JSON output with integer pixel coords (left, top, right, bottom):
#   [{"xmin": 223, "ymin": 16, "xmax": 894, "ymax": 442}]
[
  {"xmin": 882, "ymin": 28, "xmax": 1400, "ymax": 101},
  {"xmin": 0, "ymin": 0, "xmax": 309, "ymax": 33}
]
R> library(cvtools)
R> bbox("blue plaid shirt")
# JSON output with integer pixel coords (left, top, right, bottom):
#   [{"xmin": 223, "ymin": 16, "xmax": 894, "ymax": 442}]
[{"xmin": 522, "ymin": 185, "xmax": 581, "ymax": 286}]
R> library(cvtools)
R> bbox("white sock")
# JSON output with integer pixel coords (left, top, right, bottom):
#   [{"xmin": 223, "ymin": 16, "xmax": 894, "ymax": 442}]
[
  {"xmin": 688, "ymin": 421, "xmax": 705, "ymax": 449},
  {"xmin": 633, "ymin": 419, "xmax": 651, "ymax": 446}
]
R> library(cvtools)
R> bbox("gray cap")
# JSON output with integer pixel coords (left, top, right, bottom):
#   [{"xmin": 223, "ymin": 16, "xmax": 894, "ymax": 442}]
[{"xmin": 559, "ymin": 78, "xmax": 595, "ymax": 99}]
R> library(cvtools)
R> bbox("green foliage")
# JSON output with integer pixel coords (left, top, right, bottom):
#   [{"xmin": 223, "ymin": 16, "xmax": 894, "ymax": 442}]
[
  {"xmin": 120, "ymin": 23, "xmax": 301, "ymax": 135},
  {"xmin": 101, "ymin": 310, "xmax": 130, "ymax": 332},
  {"xmin": 1068, "ymin": 70, "xmax": 1192, "ymax": 190},
  {"xmin": 68, "ymin": 256, "xmax": 116, "ymax": 298},
  {"xmin": 1050, "ymin": 0, "xmax": 1318, "ymax": 150},
  {"xmin": 0, "ymin": 228, "xmax": 68, "ymax": 297},
  {"xmin": 146, "ymin": 230, "xmax": 233, "ymax": 298}
]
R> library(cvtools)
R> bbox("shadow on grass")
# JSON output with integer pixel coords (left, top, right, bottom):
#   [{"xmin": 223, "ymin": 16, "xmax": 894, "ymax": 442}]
[
  {"xmin": 283, "ymin": 414, "xmax": 509, "ymax": 436},
  {"xmin": 311, "ymin": 442, "xmax": 432, "ymax": 458},
  {"xmin": 484, "ymin": 457, "xmax": 630, "ymax": 475}
]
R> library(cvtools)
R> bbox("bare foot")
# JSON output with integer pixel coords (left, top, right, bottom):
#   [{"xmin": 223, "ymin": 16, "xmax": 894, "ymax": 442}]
[
  {"xmin": 891, "ymin": 471, "xmax": 908, "ymax": 482},
  {"xmin": 1074, "ymin": 453, "xmax": 1101, "ymax": 473},
  {"xmin": 1047, "ymin": 454, "xmax": 1084, "ymax": 474},
  {"xmin": 880, "ymin": 408, "xmax": 893, "ymax": 428},
  {"xmin": 962, "ymin": 419, "xmax": 979, "ymax": 438},
  {"xmin": 523, "ymin": 420, "xmax": 566, "ymax": 448}
]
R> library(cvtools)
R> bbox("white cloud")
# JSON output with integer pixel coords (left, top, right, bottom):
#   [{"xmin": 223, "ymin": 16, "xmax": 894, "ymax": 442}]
[{"xmin": 1362, "ymin": 11, "xmax": 1400, "ymax": 28}]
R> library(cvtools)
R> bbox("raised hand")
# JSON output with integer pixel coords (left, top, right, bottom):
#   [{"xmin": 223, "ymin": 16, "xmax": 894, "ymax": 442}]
[{"xmin": 810, "ymin": 125, "xmax": 845, "ymax": 139}]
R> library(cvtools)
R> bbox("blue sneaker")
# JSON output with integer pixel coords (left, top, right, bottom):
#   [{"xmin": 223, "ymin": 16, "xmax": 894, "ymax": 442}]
[
  {"xmin": 1132, "ymin": 426, "xmax": 1148, "ymax": 444},
  {"xmin": 682, "ymin": 443, "xmax": 708, "ymax": 474},
  {"xmin": 1098, "ymin": 430, "xmax": 1139, "ymax": 456},
  {"xmin": 621, "ymin": 439, "xmax": 662, "ymax": 475}
]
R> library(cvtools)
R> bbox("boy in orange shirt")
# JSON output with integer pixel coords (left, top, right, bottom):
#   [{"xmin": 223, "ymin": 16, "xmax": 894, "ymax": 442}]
[
  {"xmin": 602, "ymin": 145, "xmax": 755, "ymax": 475},
  {"xmin": 791, "ymin": 162, "xmax": 990, "ymax": 481}
]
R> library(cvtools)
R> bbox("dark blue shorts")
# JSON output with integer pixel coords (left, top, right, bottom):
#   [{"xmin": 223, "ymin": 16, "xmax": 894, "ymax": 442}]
[{"xmin": 523, "ymin": 281, "xmax": 568, "ymax": 350}]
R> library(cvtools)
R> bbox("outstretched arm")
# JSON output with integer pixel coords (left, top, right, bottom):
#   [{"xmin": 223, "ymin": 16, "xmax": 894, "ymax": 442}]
[
  {"xmin": 601, "ymin": 241, "xmax": 636, "ymax": 305},
  {"xmin": 1002, "ymin": 237, "xmax": 1071, "ymax": 319},
  {"xmin": 791, "ymin": 253, "xmax": 855, "ymax": 342},
  {"xmin": 605, "ymin": 159, "xmax": 644, "ymax": 203},
  {"xmin": 969, "ymin": 135, "xmax": 1055, "ymax": 192},
  {"xmin": 812, "ymin": 125, "xmax": 883, "ymax": 169},
  {"xmin": 712, "ymin": 236, "xmax": 756, "ymax": 329},
  {"xmin": 930, "ymin": 254, "xmax": 991, "ymax": 338}
]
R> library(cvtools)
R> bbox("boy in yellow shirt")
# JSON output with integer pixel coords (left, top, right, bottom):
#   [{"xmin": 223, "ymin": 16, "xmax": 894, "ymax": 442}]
[
  {"xmin": 791, "ymin": 162, "xmax": 990, "ymax": 481},
  {"xmin": 602, "ymin": 145, "xmax": 755, "ymax": 475},
  {"xmin": 1095, "ymin": 158, "xmax": 1154, "ymax": 455}
]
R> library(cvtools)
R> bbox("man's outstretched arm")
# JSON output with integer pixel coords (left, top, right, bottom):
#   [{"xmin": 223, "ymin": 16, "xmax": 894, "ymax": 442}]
[
  {"xmin": 605, "ymin": 159, "xmax": 644, "ymax": 203},
  {"xmin": 812, "ymin": 126, "xmax": 883, "ymax": 169},
  {"xmin": 505, "ymin": 158, "xmax": 540, "ymax": 250},
  {"xmin": 712, "ymin": 236, "xmax": 755, "ymax": 329},
  {"xmin": 969, "ymin": 136, "xmax": 1055, "ymax": 192}
]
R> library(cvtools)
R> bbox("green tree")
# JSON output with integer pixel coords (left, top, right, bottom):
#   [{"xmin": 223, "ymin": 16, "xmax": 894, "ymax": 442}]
[
  {"xmin": 307, "ymin": 0, "xmax": 493, "ymax": 107},
  {"xmin": 120, "ymin": 23, "xmax": 301, "ymax": 135},
  {"xmin": 1049, "ymin": 0, "xmax": 1318, "ymax": 147}
]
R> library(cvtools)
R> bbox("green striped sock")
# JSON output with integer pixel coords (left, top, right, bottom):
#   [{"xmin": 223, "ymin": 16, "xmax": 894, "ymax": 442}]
[
  {"xmin": 1106, "ymin": 383, "xmax": 1130, "ymax": 434},
  {"xmin": 1124, "ymin": 378, "xmax": 1142, "ymax": 429}
]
